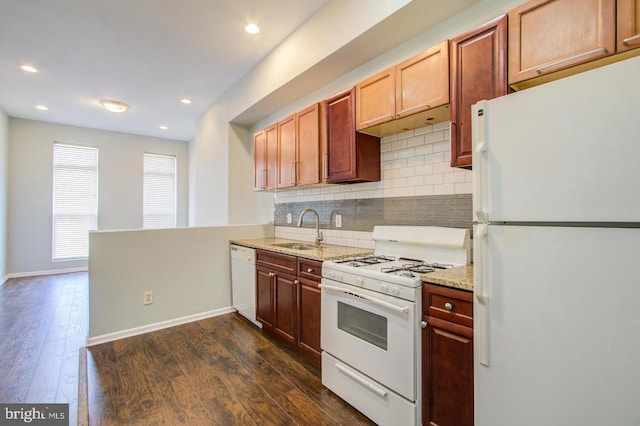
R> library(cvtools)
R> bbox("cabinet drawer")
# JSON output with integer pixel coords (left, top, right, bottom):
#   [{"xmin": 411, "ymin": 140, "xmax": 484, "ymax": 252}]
[
  {"xmin": 422, "ymin": 283, "xmax": 473, "ymax": 328},
  {"xmin": 298, "ymin": 258, "xmax": 323, "ymax": 281},
  {"xmin": 256, "ymin": 250, "xmax": 297, "ymax": 275}
]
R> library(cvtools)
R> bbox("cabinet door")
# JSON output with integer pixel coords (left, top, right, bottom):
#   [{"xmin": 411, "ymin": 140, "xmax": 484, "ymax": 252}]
[
  {"xmin": 253, "ymin": 130, "xmax": 266, "ymax": 191},
  {"xmin": 273, "ymin": 272, "xmax": 297, "ymax": 346},
  {"xmin": 265, "ymin": 124, "xmax": 278, "ymax": 189},
  {"xmin": 423, "ymin": 315, "xmax": 474, "ymax": 426},
  {"xmin": 297, "ymin": 277, "xmax": 321, "ymax": 367},
  {"xmin": 396, "ymin": 40, "xmax": 449, "ymax": 118},
  {"xmin": 256, "ymin": 266, "xmax": 274, "ymax": 330},
  {"xmin": 508, "ymin": 0, "xmax": 616, "ymax": 85},
  {"xmin": 277, "ymin": 114, "xmax": 296, "ymax": 188},
  {"xmin": 296, "ymin": 103, "xmax": 321, "ymax": 186},
  {"xmin": 450, "ymin": 14, "xmax": 507, "ymax": 168},
  {"xmin": 618, "ymin": 0, "xmax": 640, "ymax": 51},
  {"xmin": 355, "ymin": 67, "xmax": 395, "ymax": 130},
  {"xmin": 325, "ymin": 88, "xmax": 357, "ymax": 182}
]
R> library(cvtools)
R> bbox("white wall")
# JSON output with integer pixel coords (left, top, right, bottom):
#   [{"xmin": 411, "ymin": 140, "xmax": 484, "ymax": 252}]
[
  {"xmin": 189, "ymin": 0, "xmax": 523, "ymax": 227},
  {"xmin": 7, "ymin": 118, "xmax": 188, "ymax": 276},
  {"xmin": 87, "ymin": 224, "xmax": 273, "ymax": 343},
  {"xmin": 0, "ymin": 108, "xmax": 8, "ymax": 283}
]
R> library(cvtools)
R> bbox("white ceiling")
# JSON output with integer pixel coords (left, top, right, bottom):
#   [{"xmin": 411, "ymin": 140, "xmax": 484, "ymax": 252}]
[{"xmin": 0, "ymin": 0, "xmax": 328, "ymax": 141}]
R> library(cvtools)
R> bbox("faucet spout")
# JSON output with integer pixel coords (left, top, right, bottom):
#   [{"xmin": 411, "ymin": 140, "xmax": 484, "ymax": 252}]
[{"xmin": 296, "ymin": 208, "xmax": 323, "ymax": 246}]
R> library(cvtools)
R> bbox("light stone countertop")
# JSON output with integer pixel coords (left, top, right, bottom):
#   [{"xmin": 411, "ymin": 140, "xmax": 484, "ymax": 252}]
[
  {"xmin": 229, "ymin": 238, "xmax": 373, "ymax": 261},
  {"xmin": 421, "ymin": 264, "xmax": 473, "ymax": 292}
]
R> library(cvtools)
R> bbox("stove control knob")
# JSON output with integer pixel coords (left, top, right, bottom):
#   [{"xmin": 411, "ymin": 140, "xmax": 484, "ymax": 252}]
[
  {"xmin": 380, "ymin": 283, "xmax": 388, "ymax": 292},
  {"xmin": 356, "ymin": 277, "xmax": 364, "ymax": 286},
  {"xmin": 391, "ymin": 287, "xmax": 400, "ymax": 295}
]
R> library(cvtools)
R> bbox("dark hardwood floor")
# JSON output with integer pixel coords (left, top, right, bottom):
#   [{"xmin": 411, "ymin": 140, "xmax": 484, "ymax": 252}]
[
  {"xmin": 0, "ymin": 272, "xmax": 88, "ymax": 426},
  {"xmin": 87, "ymin": 314, "xmax": 375, "ymax": 425},
  {"xmin": 0, "ymin": 272, "xmax": 375, "ymax": 425}
]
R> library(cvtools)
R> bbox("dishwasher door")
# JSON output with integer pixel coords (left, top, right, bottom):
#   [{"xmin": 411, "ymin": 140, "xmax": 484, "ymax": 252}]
[{"xmin": 230, "ymin": 244, "xmax": 260, "ymax": 327}]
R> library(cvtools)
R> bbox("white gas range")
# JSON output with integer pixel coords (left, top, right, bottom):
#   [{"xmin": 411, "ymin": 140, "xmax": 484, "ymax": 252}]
[{"xmin": 320, "ymin": 226, "xmax": 470, "ymax": 426}]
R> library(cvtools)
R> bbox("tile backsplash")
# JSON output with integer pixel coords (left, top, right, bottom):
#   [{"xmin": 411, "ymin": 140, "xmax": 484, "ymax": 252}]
[{"xmin": 272, "ymin": 121, "xmax": 473, "ymax": 248}]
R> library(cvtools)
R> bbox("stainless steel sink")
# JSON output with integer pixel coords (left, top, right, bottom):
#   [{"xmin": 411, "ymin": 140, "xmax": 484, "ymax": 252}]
[{"xmin": 271, "ymin": 242, "xmax": 317, "ymax": 251}]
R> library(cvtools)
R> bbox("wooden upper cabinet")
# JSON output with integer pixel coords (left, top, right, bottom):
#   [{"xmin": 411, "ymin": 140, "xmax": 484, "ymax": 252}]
[
  {"xmin": 508, "ymin": 0, "xmax": 616, "ymax": 87},
  {"xmin": 355, "ymin": 67, "xmax": 396, "ymax": 130},
  {"xmin": 277, "ymin": 114, "xmax": 296, "ymax": 189},
  {"xmin": 356, "ymin": 41, "xmax": 450, "ymax": 134},
  {"xmin": 450, "ymin": 15, "xmax": 507, "ymax": 169},
  {"xmin": 618, "ymin": 0, "xmax": 640, "ymax": 52},
  {"xmin": 324, "ymin": 88, "xmax": 380, "ymax": 183},
  {"xmin": 295, "ymin": 103, "xmax": 321, "ymax": 186},
  {"xmin": 396, "ymin": 40, "xmax": 449, "ymax": 118},
  {"xmin": 253, "ymin": 124, "xmax": 277, "ymax": 191}
]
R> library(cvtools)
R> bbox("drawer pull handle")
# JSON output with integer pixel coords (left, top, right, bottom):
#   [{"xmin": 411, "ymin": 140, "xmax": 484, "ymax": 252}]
[
  {"xmin": 622, "ymin": 34, "xmax": 640, "ymax": 46},
  {"xmin": 421, "ymin": 320, "xmax": 428, "ymax": 329},
  {"xmin": 444, "ymin": 302, "xmax": 453, "ymax": 311},
  {"xmin": 307, "ymin": 268, "xmax": 314, "ymax": 273},
  {"xmin": 535, "ymin": 47, "xmax": 608, "ymax": 74}
]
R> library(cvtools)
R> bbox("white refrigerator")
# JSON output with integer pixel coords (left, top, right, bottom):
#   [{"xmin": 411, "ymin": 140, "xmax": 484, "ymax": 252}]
[{"xmin": 472, "ymin": 56, "xmax": 640, "ymax": 426}]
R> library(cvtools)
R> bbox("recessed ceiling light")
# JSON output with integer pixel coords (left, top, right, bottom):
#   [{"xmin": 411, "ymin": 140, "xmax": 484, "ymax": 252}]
[
  {"xmin": 180, "ymin": 98, "xmax": 192, "ymax": 104},
  {"xmin": 100, "ymin": 99, "xmax": 128, "ymax": 113},
  {"xmin": 35, "ymin": 105, "xmax": 48, "ymax": 111},
  {"xmin": 159, "ymin": 125, "xmax": 168, "ymax": 130},
  {"xmin": 245, "ymin": 23, "xmax": 260, "ymax": 34},
  {"xmin": 20, "ymin": 64, "xmax": 38, "ymax": 73}
]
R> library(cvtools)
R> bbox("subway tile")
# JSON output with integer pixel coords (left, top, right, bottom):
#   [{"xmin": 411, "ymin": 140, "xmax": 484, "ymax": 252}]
[
  {"xmin": 425, "ymin": 131, "xmax": 445, "ymax": 143},
  {"xmin": 414, "ymin": 124, "xmax": 434, "ymax": 135}
]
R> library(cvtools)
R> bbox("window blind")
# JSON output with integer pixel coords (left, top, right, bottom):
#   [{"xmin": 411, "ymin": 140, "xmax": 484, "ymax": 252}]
[
  {"xmin": 143, "ymin": 153, "xmax": 177, "ymax": 229},
  {"xmin": 52, "ymin": 143, "xmax": 98, "ymax": 261}
]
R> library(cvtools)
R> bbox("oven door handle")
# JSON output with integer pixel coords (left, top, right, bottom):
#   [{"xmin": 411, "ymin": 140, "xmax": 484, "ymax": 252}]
[
  {"xmin": 319, "ymin": 283, "xmax": 410, "ymax": 315},
  {"xmin": 334, "ymin": 362, "xmax": 388, "ymax": 399}
]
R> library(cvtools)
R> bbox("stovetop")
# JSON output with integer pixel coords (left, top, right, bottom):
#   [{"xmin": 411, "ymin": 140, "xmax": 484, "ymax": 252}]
[{"xmin": 331, "ymin": 254, "xmax": 453, "ymax": 277}]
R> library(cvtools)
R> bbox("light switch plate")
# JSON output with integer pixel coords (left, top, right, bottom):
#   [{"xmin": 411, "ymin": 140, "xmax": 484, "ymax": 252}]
[
  {"xmin": 335, "ymin": 214, "xmax": 342, "ymax": 228},
  {"xmin": 287, "ymin": 213, "xmax": 292, "ymax": 224}
]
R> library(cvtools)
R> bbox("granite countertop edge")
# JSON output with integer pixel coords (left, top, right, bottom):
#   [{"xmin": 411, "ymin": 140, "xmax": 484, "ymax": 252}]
[
  {"xmin": 421, "ymin": 264, "xmax": 474, "ymax": 292},
  {"xmin": 230, "ymin": 238, "xmax": 373, "ymax": 262}
]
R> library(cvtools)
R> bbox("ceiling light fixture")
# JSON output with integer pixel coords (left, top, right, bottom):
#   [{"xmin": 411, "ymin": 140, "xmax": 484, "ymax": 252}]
[
  {"xmin": 245, "ymin": 23, "xmax": 260, "ymax": 34},
  {"xmin": 100, "ymin": 99, "xmax": 128, "ymax": 113},
  {"xmin": 20, "ymin": 64, "xmax": 38, "ymax": 73},
  {"xmin": 35, "ymin": 105, "xmax": 48, "ymax": 111},
  {"xmin": 159, "ymin": 125, "xmax": 168, "ymax": 130},
  {"xmin": 180, "ymin": 98, "xmax": 192, "ymax": 104}
]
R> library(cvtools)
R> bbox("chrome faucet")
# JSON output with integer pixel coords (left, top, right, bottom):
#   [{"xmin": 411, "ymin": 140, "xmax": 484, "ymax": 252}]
[{"xmin": 297, "ymin": 208, "xmax": 323, "ymax": 246}]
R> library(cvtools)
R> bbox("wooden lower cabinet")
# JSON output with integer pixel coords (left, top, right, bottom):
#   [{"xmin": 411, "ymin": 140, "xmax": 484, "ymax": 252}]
[
  {"xmin": 273, "ymin": 272, "xmax": 297, "ymax": 345},
  {"xmin": 297, "ymin": 277, "xmax": 321, "ymax": 366},
  {"xmin": 256, "ymin": 266, "xmax": 275, "ymax": 330},
  {"xmin": 256, "ymin": 250, "xmax": 322, "ymax": 367},
  {"xmin": 422, "ymin": 283, "xmax": 474, "ymax": 426}
]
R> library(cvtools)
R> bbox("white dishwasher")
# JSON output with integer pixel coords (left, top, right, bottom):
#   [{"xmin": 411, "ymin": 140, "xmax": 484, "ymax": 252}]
[{"xmin": 230, "ymin": 244, "xmax": 260, "ymax": 327}]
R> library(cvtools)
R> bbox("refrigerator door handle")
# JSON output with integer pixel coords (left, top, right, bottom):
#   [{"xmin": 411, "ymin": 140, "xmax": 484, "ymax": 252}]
[
  {"xmin": 474, "ymin": 223, "xmax": 490, "ymax": 366},
  {"xmin": 472, "ymin": 102, "xmax": 488, "ymax": 223}
]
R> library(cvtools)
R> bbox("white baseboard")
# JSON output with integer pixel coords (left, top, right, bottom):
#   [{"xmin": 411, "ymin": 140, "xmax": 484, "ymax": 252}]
[
  {"xmin": 4, "ymin": 267, "xmax": 88, "ymax": 281},
  {"xmin": 86, "ymin": 306, "xmax": 237, "ymax": 346}
]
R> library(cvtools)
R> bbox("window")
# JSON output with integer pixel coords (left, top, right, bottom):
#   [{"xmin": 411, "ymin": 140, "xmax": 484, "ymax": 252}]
[
  {"xmin": 143, "ymin": 153, "xmax": 177, "ymax": 228},
  {"xmin": 52, "ymin": 143, "xmax": 98, "ymax": 261}
]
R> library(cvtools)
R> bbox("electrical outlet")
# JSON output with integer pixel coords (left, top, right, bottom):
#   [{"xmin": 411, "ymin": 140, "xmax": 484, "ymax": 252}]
[
  {"xmin": 335, "ymin": 214, "xmax": 342, "ymax": 228},
  {"xmin": 287, "ymin": 213, "xmax": 292, "ymax": 224},
  {"xmin": 144, "ymin": 291, "xmax": 153, "ymax": 305}
]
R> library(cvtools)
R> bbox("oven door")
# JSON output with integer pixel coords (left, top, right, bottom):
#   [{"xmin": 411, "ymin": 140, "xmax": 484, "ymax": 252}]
[{"xmin": 321, "ymin": 278, "xmax": 417, "ymax": 401}]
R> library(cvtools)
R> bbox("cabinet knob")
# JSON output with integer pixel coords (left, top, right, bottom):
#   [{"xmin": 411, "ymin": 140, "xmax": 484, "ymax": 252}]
[
  {"xmin": 269, "ymin": 272, "xmax": 275, "ymax": 277},
  {"xmin": 444, "ymin": 302, "xmax": 453, "ymax": 311},
  {"xmin": 307, "ymin": 268, "xmax": 314, "ymax": 273},
  {"xmin": 421, "ymin": 321, "xmax": 428, "ymax": 329},
  {"xmin": 294, "ymin": 279, "xmax": 300, "ymax": 285}
]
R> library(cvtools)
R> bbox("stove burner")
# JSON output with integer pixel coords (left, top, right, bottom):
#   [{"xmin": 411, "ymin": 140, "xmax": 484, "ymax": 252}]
[
  {"xmin": 333, "ymin": 255, "xmax": 396, "ymax": 267},
  {"xmin": 381, "ymin": 261, "xmax": 454, "ymax": 276}
]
